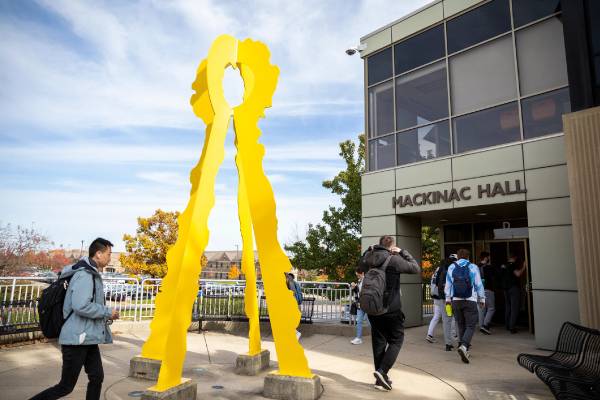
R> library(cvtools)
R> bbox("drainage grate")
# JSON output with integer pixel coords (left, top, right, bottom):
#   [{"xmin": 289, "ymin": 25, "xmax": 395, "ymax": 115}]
[{"xmin": 212, "ymin": 385, "xmax": 224, "ymax": 390}]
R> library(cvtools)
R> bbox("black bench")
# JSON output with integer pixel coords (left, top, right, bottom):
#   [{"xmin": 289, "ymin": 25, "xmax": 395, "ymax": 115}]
[
  {"xmin": 517, "ymin": 322, "xmax": 589, "ymax": 372},
  {"xmin": 517, "ymin": 322, "xmax": 600, "ymax": 399}
]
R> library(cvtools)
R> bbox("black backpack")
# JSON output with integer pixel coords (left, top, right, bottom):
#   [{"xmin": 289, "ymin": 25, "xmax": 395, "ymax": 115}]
[
  {"xmin": 38, "ymin": 265, "xmax": 95, "ymax": 338},
  {"xmin": 359, "ymin": 251, "xmax": 394, "ymax": 316}
]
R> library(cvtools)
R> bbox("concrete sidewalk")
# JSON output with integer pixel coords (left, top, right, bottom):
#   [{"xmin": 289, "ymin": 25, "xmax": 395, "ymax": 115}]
[{"xmin": 0, "ymin": 322, "xmax": 552, "ymax": 399}]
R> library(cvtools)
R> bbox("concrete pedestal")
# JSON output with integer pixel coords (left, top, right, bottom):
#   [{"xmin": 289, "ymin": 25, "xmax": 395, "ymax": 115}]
[
  {"xmin": 141, "ymin": 378, "xmax": 197, "ymax": 400},
  {"xmin": 235, "ymin": 349, "xmax": 270, "ymax": 376},
  {"xmin": 264, "ymin": 373, "xmax": 322, "ymax": 400},
  {"xmin": 130, "ymin": 356, "xmax": 162, "ymax": 381}
]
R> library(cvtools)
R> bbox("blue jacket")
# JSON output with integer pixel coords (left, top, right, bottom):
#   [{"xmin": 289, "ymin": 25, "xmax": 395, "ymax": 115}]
[
  {"xmin": 59, "ymin": 258, "xmax": 114, "ymax": 345},
  {"xmin": 444, "ymin": 258, "xmax": 485, "ymax": 302}
]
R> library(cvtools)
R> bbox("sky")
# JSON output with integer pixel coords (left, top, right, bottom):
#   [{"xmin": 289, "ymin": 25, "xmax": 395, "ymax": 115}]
[{"xmin": 0, "ymin": 0, "xmax": 430, "ymax": 252}]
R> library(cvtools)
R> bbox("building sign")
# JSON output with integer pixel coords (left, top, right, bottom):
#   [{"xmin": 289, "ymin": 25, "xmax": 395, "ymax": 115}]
[{"xmin": 392, "ymin": 179, "xmax": 526, "ymax": 208}]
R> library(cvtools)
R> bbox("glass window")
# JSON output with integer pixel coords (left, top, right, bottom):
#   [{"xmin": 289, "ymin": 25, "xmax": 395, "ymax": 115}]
[
  {"xmin": 517, "ymin": 17, "xmax": 568, "ymax": 96},
  {"xmin": 367, "ymin": 47, "xmax": 393, "ymax": 85},
  {"xmin": 397, "ymin": 121, "xmax": 450, "ymax": 165},
  {"xmin": 522, "ymin": 88, "xmax": 570, "ymax": 139},
  {"xmin": 450, "ymin": 35, "xmax": 517, "ymax": 115},
  {"xmin": 587, "ymin": 0, "xmax": 600, "ymax": 92},
  {"xmin": 368, "ymin": 80, "xmax": 394, "ymax": 137},
  {"xmin": 453, "ymin": 102, "xmax": 520, "ymax": 153},
  {"xmin": 395, "ymin": 61, "xmax": 448, "ymax": 131},
  {"xmin": 444, "ymin": 224, "xmax": 472, "ymax": 242},
  {"xmin": 446, "ymin": 0, "xmax": 511, "ymax": 54},
  {"xmin": 373, "ymin": 135, "xmax": 395, "ymax": 170},
  {"xmin": 394, "ymin": 24, "xmax": 445, "ymax": 75},
  {"xmin": 513, "ymin": 0, "xmax": 561, "ymax": 28},
  {"xmin": 368, "ymin": 139, "xmax": 376, "ymax": 171}
]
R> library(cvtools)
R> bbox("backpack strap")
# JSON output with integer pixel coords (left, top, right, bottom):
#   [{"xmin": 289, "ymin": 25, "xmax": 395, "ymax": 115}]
[{"xmin": 381, "ymin": 255, "xmax": 393, "ymax": 270}]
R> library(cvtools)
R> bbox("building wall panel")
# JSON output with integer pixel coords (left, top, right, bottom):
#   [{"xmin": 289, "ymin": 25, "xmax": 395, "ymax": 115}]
[{"xmin": 529, "ymin": 226, "xmax": 577, "ymax": 291}]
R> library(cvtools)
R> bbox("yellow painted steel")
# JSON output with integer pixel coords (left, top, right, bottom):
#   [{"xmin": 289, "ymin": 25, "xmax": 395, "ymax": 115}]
[{"xmin": 140, "ymin": 35, "xmax": 311, "ymax": 392}]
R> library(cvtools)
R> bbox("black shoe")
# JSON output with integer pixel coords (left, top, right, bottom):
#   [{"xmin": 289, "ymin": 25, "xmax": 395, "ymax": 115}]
[
  {"xmin": 382, "ymin": 372, "xmax": 392, "ymax": 386},
  {"xmin": 445, "ymin": 344, "xmax": 454, "ymax": 351},
  {"xmin": 374, "ymin": 370, "xmax": 392, "ymax": 391},
  {"xmin": 510, "ymin": 328, "xmax": 518, "ymax": 334},
  {"xmin": 458, "ymin": 345, "xmax": 470, "ymax": 364},
  {"xmin": 480, "ymin": 325, "xmax": 491, "ymax": 335}
]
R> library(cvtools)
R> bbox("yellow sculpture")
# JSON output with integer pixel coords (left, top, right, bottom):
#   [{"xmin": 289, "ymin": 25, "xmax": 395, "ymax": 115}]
[{"xmin": 140, "ymin": 34, "xmax": 312, "ymax": 392}]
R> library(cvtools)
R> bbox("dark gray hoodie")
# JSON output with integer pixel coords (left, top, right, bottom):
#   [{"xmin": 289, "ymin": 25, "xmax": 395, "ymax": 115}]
[
  {"xmin": 58, "ymin": 257, "xmax": 113, "ymax": 345},
  {"xmin": 362, "ymin": 245, "xmax": 420, "ymax": 314}
]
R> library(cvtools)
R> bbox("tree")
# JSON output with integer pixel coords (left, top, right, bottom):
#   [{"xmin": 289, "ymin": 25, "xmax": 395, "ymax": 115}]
[
  {"xmin": 285, "ymin": 134, "xmax": 364, "ymax": 282},
  {"xmin": 227, "ymin": 263, "xmax": 241, "ymax": 280},
  {"xmin": 0, "ymin": 222, "xmax": 50, "ymax": 275},
  {"xmin": 120, "ymin": 209, "xmax": 207, "ymax": 278},
  {"xmin": 421, "ymin": 226, "xmax": 441, "ymax": 280}
]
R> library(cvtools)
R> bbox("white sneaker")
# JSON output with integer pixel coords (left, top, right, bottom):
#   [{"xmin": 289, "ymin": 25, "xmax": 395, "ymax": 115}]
[
  {"xmin": 296, "ymin": 330, "xmax": 301, "ymax": 340},
  {"xmin": 350, "ymin": 337, "xmax": 363, "ymax": 345}
]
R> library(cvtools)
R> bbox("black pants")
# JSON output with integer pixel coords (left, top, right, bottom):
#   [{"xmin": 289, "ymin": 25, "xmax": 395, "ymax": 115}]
[
  {"xmin": 504, "ymin": 286, "xmax": 520, "ymax": 330},
  {"xmin": 369, "ymin": 311, "xmax": 405, "ymax": 374},
  {"xmin": 29, "ymin": 344, "xmax": 104, "ymax": 400},
  {"xmin": 452, "ymin": 300, "xmax": 479, "ymax": 348}
]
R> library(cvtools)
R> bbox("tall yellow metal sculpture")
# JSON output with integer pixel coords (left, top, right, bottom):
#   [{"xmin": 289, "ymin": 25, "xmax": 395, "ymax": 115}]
[{"xmin": 140, "ymin": 34, "xmax": 312, "ymax": 392}]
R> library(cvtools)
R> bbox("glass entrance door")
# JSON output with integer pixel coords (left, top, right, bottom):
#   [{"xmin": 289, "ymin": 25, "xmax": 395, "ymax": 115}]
[{"xmin": 488, "ymin": 239, "xmax": 533, "ymax": 333}]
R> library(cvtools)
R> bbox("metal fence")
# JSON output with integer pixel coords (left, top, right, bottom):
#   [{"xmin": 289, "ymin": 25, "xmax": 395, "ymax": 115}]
[{"xmin": 1, "ymin": 276, "xmax": 432, "ymax": 336}]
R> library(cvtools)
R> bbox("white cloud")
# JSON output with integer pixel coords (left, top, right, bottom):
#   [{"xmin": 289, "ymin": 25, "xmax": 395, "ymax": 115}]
[
  {"xmin": 0, "ymin": 184, "xmax": 336, "ymax": 252},
  {"xmin": 0, "ymin": 0, "xmax": 431, "ymax": 133}
]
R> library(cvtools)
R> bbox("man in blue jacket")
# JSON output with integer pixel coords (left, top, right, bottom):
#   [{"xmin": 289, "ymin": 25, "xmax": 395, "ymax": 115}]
[
  {"xmin": 30, "ymin": 238, "xmax": 119, "ymax": 400},
  {"xmin": 445, "ymin": 248, "xmax": 485, "ymax": 364}
]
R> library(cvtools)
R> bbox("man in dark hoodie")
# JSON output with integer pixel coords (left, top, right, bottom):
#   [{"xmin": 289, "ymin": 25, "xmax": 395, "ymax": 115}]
[
  {"xmin": 30, "ymin": 238, "xmax": 119, "ymax": 400},
  {"xmin": 360, "ymin": 235, "xmax": 420, "ymax": 391}
]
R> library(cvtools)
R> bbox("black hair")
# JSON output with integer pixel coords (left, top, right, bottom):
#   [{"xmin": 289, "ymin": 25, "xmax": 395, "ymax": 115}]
[
  {"xmin": 480, "ymin": 251, "xmax": 490, "ymax": 259},
  {"xmin": 287, "ymin": 273, "xmax": 295, "ymax": 280},
  {"xmin": 89, "ymin": 237, "xmax": 114, "ymax": 258}
]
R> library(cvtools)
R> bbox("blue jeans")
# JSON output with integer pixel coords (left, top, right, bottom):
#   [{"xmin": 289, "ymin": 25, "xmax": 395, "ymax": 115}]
[{"xmin": 355, "ymin": 308, "xmax": 369, "ymax": 338}]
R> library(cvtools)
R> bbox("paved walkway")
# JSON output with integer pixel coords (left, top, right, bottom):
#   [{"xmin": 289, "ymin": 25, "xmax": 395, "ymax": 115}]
[{"xmin": 0, "ymin": 322, "xmax": 552, "ymax": 399}]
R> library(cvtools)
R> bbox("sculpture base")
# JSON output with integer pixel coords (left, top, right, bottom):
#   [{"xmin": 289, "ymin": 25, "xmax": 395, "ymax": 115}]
[
  {"xmin": 235, "ymin": 349, "xmax": 270, "ymax": 376},
  {"xmin": 142, "ymin": 378, "xmax": 196, "ymax": 400},
  {"xmin": 263, "ymin": 373, "xmax": 322, "ymax": 400},
  {"xmin": 130, "ymin": 356, "xmax": 161, "ymax": 381}
]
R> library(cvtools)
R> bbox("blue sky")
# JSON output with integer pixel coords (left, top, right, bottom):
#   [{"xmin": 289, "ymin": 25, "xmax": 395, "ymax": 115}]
[{"xmin": 0, "ymin": 0, "xmax": 429, "ymax": 251}]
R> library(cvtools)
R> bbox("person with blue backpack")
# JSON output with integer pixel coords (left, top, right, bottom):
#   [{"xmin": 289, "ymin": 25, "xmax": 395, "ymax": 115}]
[
  {"xmin": 30, "ymin": 238, "xmax": 119, "ymax": 400},
  {"xmin": 445, "ymin": 248, "xmax": 485, "ymax": 364}
]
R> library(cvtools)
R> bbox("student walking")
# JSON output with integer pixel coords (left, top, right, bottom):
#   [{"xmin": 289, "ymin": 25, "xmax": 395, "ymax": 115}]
[
  {"xmin": 29, "ymin": 238, "xmax": 119, "ymax": 400},
  {"xmin": 477, "ymin": 251, "xmax": 498, "ymax": 334},
  {"xmin": 426, "ymin": 255, "xmax": 458, "ymax": 351},
  {"xmin": 359, "ymin": 235, "xmax": 420, "ymax": 391},
  {"xmin": 501, "ymin": 254, "xmax": 526, "ymax": 333},
  {"xmin": 350, "ymin": 269, "xmax": 368, "ymax": 345},
  {"xmin": 286, "ymin": 272, "xmax": 303, "ymax": 339},
  {"xmin": 445, "ymin": 248, "xmax": 485, "ymax": 364}
]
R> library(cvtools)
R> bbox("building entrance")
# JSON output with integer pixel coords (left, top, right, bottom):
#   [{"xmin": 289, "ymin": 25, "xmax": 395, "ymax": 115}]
[
  {"xmin": 488, "ymin": 239, "xmax": 533, "ymax": 333},
  {"xmin": 442, "ymin": 219, "xmax": 533, "ymax": 333}
]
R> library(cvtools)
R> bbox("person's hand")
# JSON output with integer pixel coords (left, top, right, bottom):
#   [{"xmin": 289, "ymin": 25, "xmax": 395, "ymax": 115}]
[
  {"xmin": 351, "ymin": 282, "xmax": 357, "ymax": 288},
  {"xmin": 111, "ymin": 309, "xmax": 120, "ymax": 320},
  {"xmin": 390, "ymin": 246, "xmax": 401, "ymax": 254},
  {"xmin": 479, "ymin": 300, "xmax": 485, "ymax": 308},
  {"xmin": 445, "ymin": 301, "xmax": 451, "ymax": 306}
]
